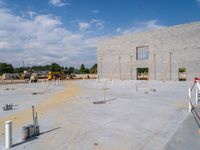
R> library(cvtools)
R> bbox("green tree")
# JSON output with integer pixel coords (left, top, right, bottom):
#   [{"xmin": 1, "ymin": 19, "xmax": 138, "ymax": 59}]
[
  {"xmin": 85, "ymin": 68, "xmax": 90, "ymax": 74},
  {"xmin": 90, "ymin": 64, "xmax": 97, "ymax": 74},
  {"xmin": 73, "ymin": 69, "xmax": 80, "ymax": 74},
  {"xmin": 79, "ymin": 64, "xmax": 86, "ymax": 74},
  {"xmin": 64, "ymin": 66, "xmax": 69, "ymax": 74},
  {"xmin": 61, "ymin": 66, "xmax": 64, "ymax": 70},
  {"xmin": 68, "ymin": 67, "xmax": 75, "ymax": 74},
  {"xmin": 43, "ymin": 65, "xmax": 51, "ymax": 71},
  {"xmin": 0, "ymin": 63, "xmax": 14, "ymax": 75},
  {"xmin": 14, "ymin": 67, "xmax": 25, "ymax": 74},
  {"xmin": 50, "ymin": 63, "xmax": 61, "ymax": 72},
  {"xmin": 64, "ymin": 66, "xmax": 68, "ymax": 71}
]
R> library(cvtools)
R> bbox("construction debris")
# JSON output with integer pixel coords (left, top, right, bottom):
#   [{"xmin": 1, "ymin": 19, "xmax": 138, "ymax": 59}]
[
  {"xmin": 3, "ymin": 103, "xmax": 18, "ymax": 111},
  {"xmin": 4, "ymin": 88, "xmax": 15, "ymax": 90},
  {"xmin": 93, "ymin": 101, "xmax": 106, "ymax": 104},
  {"xmin": 150, "ymin": 88, "xmax": 157, "ymax": 92}
]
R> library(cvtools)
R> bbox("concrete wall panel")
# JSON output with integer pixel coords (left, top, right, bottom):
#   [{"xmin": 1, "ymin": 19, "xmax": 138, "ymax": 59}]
[{"xmin": 97, "ymin": 22, "xmax": 200, "ymax": 81}]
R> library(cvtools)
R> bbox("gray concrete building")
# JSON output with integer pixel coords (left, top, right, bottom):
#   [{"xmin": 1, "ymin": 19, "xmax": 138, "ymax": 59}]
[{"xmin": 97, "ymin": 22, "xmax": 200, "ymax": 81}]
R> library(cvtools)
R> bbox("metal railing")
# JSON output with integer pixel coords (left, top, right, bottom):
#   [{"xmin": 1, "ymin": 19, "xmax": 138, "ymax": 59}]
[{"xmin": 188, "ymin": 78, "xmax": 200, "ymax": 112}]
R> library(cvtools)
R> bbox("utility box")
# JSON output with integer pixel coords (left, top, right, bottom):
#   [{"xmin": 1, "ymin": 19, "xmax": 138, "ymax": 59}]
[
  {"xmin": 22, "ymin": 125, "xmax": 40, "ymax": 140},
  {"xmin": 35, "ymin": 126, "xmax": 40, "ymax": 136},
  {"xmin": 28, "ymin": 125, "xmax": 35, "ymax": 138},
  {"xmin": 22, "ymin": 126, "xmax": 29, "ymax": 140}
]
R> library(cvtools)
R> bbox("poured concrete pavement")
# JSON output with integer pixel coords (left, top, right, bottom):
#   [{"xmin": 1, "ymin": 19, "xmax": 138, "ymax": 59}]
[{"xmin": 0, "ymin": 80, "xmax": 198, "ymax": 150}]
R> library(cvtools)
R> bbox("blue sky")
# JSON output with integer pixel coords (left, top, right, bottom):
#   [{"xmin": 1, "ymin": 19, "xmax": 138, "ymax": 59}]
[{"xmin": 0, "ymin": 0, "xmax": 200, "ymax": 67}]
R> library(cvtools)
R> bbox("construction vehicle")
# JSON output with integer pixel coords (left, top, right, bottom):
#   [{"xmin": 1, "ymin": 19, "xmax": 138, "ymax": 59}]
[
  {"xmin": 30, "ymin": 73, "xmax": 38, "ymax": 82},
  {"xmin": 22, "ymin": 72, "xmax": 31, "ymax": 80},
  {"xmin": 47, "ymin": 71, "xmax": 66, "ymax": 80}
]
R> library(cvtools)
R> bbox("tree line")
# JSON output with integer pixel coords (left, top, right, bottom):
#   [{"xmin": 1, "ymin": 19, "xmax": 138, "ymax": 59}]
[{"xmin": 0, "ymin": 62, "xmax": 97, "ymax": 75}]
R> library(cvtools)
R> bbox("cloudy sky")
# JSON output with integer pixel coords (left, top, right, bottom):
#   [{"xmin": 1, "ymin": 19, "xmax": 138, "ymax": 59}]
[{"xmin": 0, "ymin": 0, "xmax": 200, "ymax": 67}]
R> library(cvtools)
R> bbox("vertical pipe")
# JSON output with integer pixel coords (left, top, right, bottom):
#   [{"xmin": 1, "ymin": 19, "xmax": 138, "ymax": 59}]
[
  {"xmin": 32, "ymin": 106, "xmax": 35, "ymax": 125},
  {"xmin": 131, "ymin": 56, "xmax": 133, "ymax": 80},
  {"xmin": 35, "ymin": 112, "xmax": 38, "ymax": 126},
  {"xmin": 196, "ymin": 86, "xmax": 198, "ymax": 104},
  {"xmin": 188, "ymin": 87, "xmax": 192, "ymax": 113},
  {"xmin": 154, "ymin": 53, "xmax": 156, "ymax": 80},
  {"xmin": 101, "ymin": 56, "xmax": 103, "ymax": 79},
  {"xmin": 5, "ymin": 120, "xmax": 12, "ymax": 149},
  {"xmin": 189, "ymin": 101, "xmax": 192, "ymax": 113},
  {"xmin": 170, "ymin": 52, "xmax": 172, "ymax": 80},
  {"xmin": 103, "ymin": 80, "xmax": 107, "ymax": 102},
  {"xmin": 119, "ymin": 56, "xmax": 121, "ymax": 80},
  {"xmin": 188, "ymin": 87, "xmax": 191, "ymax": 99}
]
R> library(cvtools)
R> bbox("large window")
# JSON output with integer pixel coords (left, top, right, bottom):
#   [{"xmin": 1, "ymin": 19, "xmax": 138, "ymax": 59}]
[{"xmin": 136, "ymin": 46, "xmax": 149, "ymax": 60}]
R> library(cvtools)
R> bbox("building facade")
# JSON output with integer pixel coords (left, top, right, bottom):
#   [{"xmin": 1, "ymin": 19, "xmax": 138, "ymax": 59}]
[{"xmin": 97, "ymin": 22, "xmax": 200, "ymax": 81}]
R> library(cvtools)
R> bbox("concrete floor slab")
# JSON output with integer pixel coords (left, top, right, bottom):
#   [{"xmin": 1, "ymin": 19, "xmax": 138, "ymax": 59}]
[{"xmin": 0, "ymin": 80, "xmax": 197, "ymax": 150}]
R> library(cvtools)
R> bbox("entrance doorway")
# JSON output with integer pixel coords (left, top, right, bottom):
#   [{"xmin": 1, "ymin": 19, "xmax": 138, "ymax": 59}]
[
  {"xmin": 137, "ymin": 68, "xmax": 149, "ymax": 80},
  {"xmin": 178, "ymin": 67, "xmax": 186, "ymax": 81}
]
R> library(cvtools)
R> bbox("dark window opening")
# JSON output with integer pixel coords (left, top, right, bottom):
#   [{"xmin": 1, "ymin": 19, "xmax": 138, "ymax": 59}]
[
  {"xmin": 178, "ymin": 67, "xmax": 186, "ymax": 81},
  {"xmin": 136, "ymin": 46, "xmax": 149, "ymax": 60},
  {"xmin": 137, "ymin": 68, "xmax": 149, "ymax": 80}
]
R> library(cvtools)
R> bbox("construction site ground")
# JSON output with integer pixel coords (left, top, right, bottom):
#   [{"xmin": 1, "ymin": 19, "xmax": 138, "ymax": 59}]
[{"xmin": 0, "ymin": 80, "xmax": 199, "ymax": 150}]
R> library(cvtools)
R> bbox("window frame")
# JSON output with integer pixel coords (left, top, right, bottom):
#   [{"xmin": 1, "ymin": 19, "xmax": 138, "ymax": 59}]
[{"xmin": 136, "ymin": 46, "xmax": 149, "ymax": 60}]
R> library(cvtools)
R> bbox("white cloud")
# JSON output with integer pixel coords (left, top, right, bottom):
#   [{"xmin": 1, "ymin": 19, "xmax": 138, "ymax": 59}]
[
  {"xmin": 78, "ymin": 22, "xmax": 90, "ymax": 30},
  {"xmin": 90, "ymin": 19, "xmax": 105, "ymax": 30},
  {"xmin": 26, "ymin": 11, "xmax": 37, "ymax": 19},
  {"xmin": 77, "ymin": 19, "xmax": 105, "ymax": 31},
  {"xmin": 116, "ymin": 27, "xmax": 122, "ymax": 32},
  {"xmin": 0, "ymin": 8, "xmax": 101, "ymax": 67},
  {"xmin": 92, "ymin": 10, "xmax": 100, "ymax": 14},
  {"xmin": 117, "ymin": 20, "xmax": 165, "ymax": 35},
  {"xmin": 48, "ymin": 0, "xmax": 70, "ymax": 7}
]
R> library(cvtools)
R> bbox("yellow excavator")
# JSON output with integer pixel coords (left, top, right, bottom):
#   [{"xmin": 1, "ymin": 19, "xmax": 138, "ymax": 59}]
[{"xmin": 47, "ymin": 71, "xmax": 66, "ymax": 80}]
